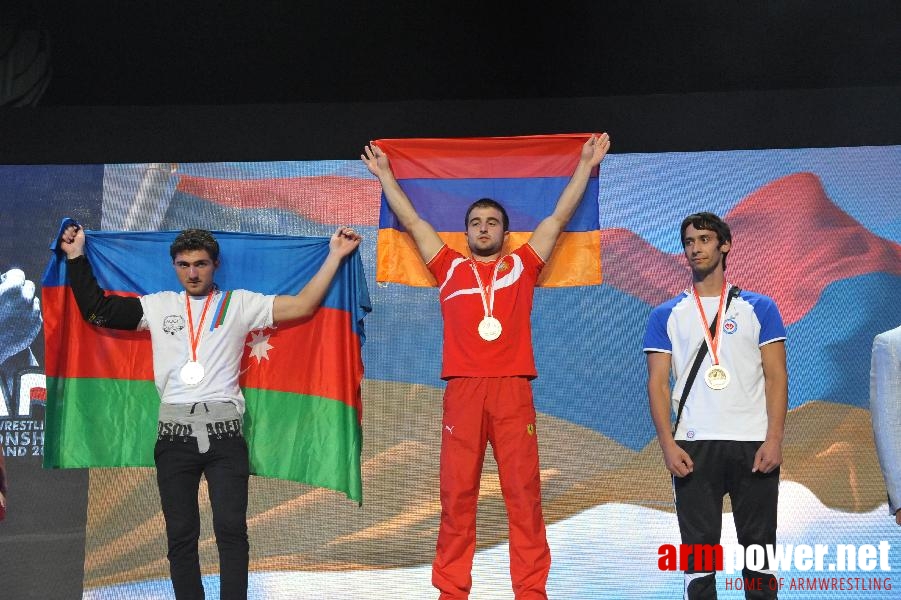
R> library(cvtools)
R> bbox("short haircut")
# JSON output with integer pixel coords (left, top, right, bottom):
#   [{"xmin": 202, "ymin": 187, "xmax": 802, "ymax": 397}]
[
  {"xmin": 680, "ymin": 212, "xmax": 732, "ymax": 271},
  {"xmin": 464, "ymin": 198, "xmax": 510, "ymax": 231},
  {"xmin": 170, "ymin": 229, "xmax": 220, "ymax": 262}
]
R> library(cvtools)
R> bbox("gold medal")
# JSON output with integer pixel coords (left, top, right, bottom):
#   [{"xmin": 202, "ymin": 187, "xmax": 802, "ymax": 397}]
[
  {"xmin": 469, "ymin": 257, "xmax": 505, "ymax": 343},
  {"xmin": 478, "ymin": 316, "xmax": 503, "ymax": 341}
]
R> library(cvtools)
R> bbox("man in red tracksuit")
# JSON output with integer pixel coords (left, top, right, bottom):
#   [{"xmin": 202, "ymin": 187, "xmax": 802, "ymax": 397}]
[{"xmin": 362, "ymin": 133, "xmax": 610, "ymax": 599}]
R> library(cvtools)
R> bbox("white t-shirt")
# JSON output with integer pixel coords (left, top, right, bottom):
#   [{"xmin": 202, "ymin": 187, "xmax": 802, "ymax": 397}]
[
  {"xmin": 643, "ymin": 285, "xmax": 786, "ymax": 441},
  {"xmin": 139, "ymin": 289, "xmax": 274, "ymax": 412}
]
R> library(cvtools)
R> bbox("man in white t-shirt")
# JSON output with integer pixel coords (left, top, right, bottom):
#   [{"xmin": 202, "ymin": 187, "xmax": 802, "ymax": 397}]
[
  {"xmin": 644, "ymin": 212, "xmax": 788, "ymax": 600},
  {"xmin": 58, "ymin": 224, "xmax": 360, "ymax": 600}
]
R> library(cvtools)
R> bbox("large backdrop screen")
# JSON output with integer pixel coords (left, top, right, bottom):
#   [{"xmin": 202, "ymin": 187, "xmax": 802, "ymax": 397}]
[{"xmin": 2, "ymin": 145, "xmax": 900, "ymax": 598}]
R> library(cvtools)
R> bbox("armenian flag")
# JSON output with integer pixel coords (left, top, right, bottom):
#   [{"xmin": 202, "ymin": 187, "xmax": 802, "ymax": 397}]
[{"xmin": 375, "ymin": 134, "xmax": 602, "ymax": 287}]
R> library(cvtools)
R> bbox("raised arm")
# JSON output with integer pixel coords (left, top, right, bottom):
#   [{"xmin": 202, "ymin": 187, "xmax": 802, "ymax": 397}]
[
  {"xmin": 753, "ymin": 340, "xmax": 787, "ymax": 473},
  {"xmin": 647, "ymin": 351, "xmax": 694, "ymax": 477},
  {"xmin": 272, "ymin": 226, "xmax": 362, "ymax": 323},
  {"xmin": 58, "ymin": 224, "xmax": 144, "ymax": 330},
  {"xmin": 362, "ymin": 143, "xmax": 444, "ymax": 262},
  {"xmin": 529, "ymin": 133, "xmax": 610, "ymax": 261}
]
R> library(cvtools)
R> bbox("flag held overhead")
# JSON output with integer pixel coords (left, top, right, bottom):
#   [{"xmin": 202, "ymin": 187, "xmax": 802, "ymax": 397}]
[
  {"xmin": 375, "ymin": 134, "xmax": 603, "ymax": 287},
  {"xmin": 42, "ymin": 229, "xmax": 370, "ymax": 503}
]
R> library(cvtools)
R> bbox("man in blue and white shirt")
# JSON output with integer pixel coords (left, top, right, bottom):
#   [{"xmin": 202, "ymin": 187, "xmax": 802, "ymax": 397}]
[{"xmin": 644, "ymin": 212, "xmax": 788, "ymax": 600}]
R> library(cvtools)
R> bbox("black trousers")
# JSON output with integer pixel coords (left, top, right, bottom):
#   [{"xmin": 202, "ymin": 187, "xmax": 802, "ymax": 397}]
[
  {"xmin": 155, "ymin": 436, "xmax": 250, "ymax": 600},
  {"xmin": 674, "ymin": 440, "xmax": 780, "ymax": 600}
]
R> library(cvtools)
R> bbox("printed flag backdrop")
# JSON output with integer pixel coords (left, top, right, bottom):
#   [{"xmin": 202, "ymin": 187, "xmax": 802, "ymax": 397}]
[{"xmin": 2, "ymin": 144, "xmax": 901, "ymax": 599}]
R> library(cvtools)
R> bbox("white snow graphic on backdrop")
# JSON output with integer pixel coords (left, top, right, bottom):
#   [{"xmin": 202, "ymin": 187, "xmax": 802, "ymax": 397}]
[{"xmin": 84, "ymin": 482, "xmax": 900, "ymax": 599}]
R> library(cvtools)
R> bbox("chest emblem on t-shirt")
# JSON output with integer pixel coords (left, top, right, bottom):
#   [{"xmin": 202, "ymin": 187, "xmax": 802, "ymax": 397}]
[
  {"xmin": 443, "ymin": 253, "xmax": 525, "ymax": 302},
  {"xmin": 497, "ymin": 259, "xmax": 510, "ymax": 273},
  {"xmin": 723, "ymin": 317, "xmax": 738, "ymax": 335},
  {"xmin": 162, "ymin": 315, "xmax": 186, "ymax": 335}
]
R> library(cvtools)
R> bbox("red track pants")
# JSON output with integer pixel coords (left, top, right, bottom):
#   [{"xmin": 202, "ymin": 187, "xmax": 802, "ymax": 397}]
[{"xmin": 432, "ymin": 377, "xmax": 550, "ymax": 599}]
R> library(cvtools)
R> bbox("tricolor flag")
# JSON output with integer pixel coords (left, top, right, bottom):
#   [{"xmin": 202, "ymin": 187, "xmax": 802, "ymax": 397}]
[
  {"xmin": 375, "ymin": 134, "xmax": 602, "ymax": 287},
  {"xmin": 41, "ymin": 230, "xmax": 370, "ymax": 503}
]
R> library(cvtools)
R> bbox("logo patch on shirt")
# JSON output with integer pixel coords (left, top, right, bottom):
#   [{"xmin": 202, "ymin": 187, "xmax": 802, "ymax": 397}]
[
  {"xmin": 162, "ymin": 315, "xmax": 186, "ymax": 335},
  {"xmin": 686, "ymin": 429, "xmax": 696, "ymax": 440},
  {"xmin": 723, "ymin": 317, "xmax": 738, "ymax": 334},
  {"xmin": 497, "ymin": 259, "xmax": 510, "ymax": 273},
  {"xmin": 526, "ymin": 423, "xmax": 535, "ymax": 436}
]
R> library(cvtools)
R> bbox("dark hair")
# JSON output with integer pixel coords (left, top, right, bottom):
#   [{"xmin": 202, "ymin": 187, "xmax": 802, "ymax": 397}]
[
  {"xmin": 464, "ymin": 198, "xmax": 509, "ymax": 231},
  {"xmin": 680, "ymin": 212, "xmax": 732, "ymax": 271},
  {"xmin": 170, "ymin": 229, "xmax": 220, "ymax": 261}
]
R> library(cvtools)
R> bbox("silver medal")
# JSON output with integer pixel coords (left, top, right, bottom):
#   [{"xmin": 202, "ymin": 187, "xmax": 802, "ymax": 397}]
[{"xmin": 180, "ymin": 360, "xmax": 206, "ymax": 386}]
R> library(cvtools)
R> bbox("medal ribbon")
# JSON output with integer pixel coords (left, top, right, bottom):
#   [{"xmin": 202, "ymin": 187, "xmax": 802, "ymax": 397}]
[
  {"xmin": 185, "ymin": 289, "xmax": 216, "ymax": 362},
  {"xmin": 691, "ymin": 280, "xmax": 727, "ymax": 366},
  {"xmin": 469, "ymin": 257, "xmax": 503, "ymax": 319}
]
